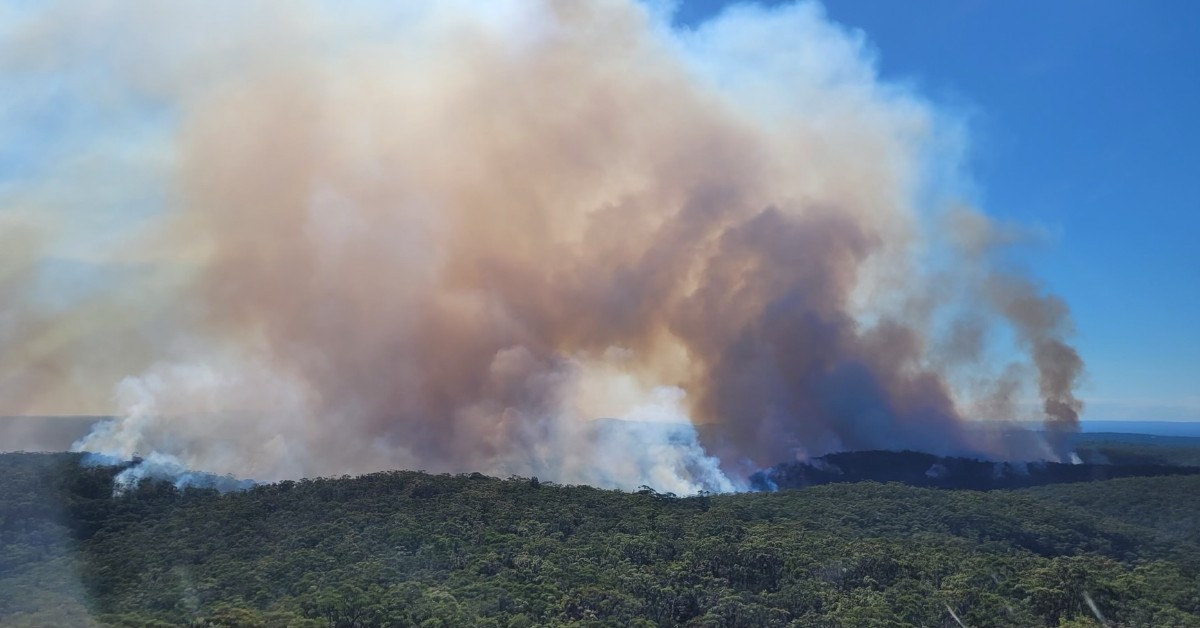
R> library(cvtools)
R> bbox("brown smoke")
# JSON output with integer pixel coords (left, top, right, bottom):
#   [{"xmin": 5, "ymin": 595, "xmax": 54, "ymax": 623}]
[
  {"xmin": 987, "ymin": 275, "xmax": 1085, "ymax": 444},
  {"xmin": 944, "ymin": 206, "xmax": 1086, "ymax": 452},
  {"xmin": 0, "ymin": 1, "xmax": 1083, "ymax": 490}
]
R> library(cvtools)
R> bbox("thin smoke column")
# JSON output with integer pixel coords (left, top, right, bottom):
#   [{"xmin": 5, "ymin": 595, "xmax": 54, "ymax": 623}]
[{"xmin": 0, "ymin": 0, "xmax": 1083, "ymax": 490}]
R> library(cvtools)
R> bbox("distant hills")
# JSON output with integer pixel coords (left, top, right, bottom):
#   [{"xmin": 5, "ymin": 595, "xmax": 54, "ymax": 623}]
[
  {"xmin": 750, "ymin": 449, "xmax": 1200, "ymax": 492},
  {"xmin": 1078, "ymin": 420, "xmax": 1200, "ymax": 437},
  {"xmin": 5, "ymin": 416, "xmax": 1199, "ymax": 448}
]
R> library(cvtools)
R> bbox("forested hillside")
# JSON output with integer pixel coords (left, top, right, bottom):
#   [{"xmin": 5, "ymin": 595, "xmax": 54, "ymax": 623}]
[
  {"xmin": 749, "ymin": 450, "xmax": 1200, "ymax": 491},
  {"xmin": 2, "ymin": 452, "xmax": 1198, "ymax": 627}
]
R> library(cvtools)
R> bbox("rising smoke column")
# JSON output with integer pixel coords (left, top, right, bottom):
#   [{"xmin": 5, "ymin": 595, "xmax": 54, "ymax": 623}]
[
  {"xmin": 945, "ymin": 206, "xmax": 1086, "ymax": 456},
  {"xmin": 0, "ymin": 0, "xmax": 1083, "ymax": 491}
]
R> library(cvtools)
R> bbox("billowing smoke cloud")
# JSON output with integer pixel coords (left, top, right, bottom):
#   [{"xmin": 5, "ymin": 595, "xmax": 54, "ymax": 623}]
[{"xmin": 0, "ymin": 0, "xmax": 1083, "ymax": 491}]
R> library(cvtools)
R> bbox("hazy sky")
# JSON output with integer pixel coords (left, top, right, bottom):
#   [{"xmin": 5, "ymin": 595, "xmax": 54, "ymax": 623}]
[{"xmin": 679, "ymin": 1, "xmax": 1200, "ymax": 421}]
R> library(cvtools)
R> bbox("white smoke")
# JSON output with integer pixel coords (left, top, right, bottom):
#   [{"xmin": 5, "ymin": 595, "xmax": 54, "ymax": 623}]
[{"xmin": 0, "ymin": 1, "xmax": 1083, "ymax": 492}]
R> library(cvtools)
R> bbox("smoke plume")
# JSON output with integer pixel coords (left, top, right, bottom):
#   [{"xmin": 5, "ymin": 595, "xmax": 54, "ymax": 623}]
[{"xmin": 0, "ymin": 0, "xmax": 1083, "ymax": 491}]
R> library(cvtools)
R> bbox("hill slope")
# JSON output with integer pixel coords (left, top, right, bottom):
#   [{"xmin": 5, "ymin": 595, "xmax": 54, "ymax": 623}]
[{"xmin": 1, "ymin": 452, "xmax": 1198, "ymax": 627}]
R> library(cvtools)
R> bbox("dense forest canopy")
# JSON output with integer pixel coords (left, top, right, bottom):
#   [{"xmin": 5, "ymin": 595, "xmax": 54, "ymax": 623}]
[{"xmin": 2, "ymin": 452, "xmax": 1199, "ymax": 627}]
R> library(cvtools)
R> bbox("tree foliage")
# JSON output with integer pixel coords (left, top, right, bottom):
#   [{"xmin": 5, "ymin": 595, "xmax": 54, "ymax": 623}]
[{"xmin": 2, "ymin": 452, "xmax": 1198, "ymax": 627}]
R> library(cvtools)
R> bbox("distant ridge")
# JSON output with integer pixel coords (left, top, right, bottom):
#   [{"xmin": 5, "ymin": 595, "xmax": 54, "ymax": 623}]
[
  {"xmin": 1079, "ymin": 420, "xmax": 1200, "ymax": 437},
  {"xmin": 751, "ymin": 449, "xmax": 1200, "ymax": 492}
]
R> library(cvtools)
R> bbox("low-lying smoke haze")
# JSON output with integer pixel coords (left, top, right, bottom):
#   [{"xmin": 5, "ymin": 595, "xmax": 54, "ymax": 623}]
[{"xmin": 0, "ymin": 0, "xmax": 1083, "ymax": 492}]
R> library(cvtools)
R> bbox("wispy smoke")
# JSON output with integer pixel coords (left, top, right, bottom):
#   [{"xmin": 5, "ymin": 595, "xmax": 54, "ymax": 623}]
[
  {"xmin": 81, "ymin": 452, "xmax": 255, "ymax": 495},
  {"xmin": 0, "ymin": 0, "xmax": 1082, "ymax": 491},
  {"xmin": 946, "ymin": 207, "xmax": 1086, "ymax": 455}
]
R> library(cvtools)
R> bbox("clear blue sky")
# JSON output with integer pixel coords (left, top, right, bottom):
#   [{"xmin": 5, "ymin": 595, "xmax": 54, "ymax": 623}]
[{"xmin": 679, "ymin": 0, "xmax": 1200, "ymax": 420}]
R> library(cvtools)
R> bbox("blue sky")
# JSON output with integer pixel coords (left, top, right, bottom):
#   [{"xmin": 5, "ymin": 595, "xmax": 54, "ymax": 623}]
[{"xmin": 679, "ymin": 1, "xmax": 1200, "ymax": 421}]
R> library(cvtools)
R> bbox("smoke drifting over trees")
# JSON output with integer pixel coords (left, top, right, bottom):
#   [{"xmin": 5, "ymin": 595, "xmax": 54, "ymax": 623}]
[{"xmin": 0, "ymin": 1, "xmax": 1083, "ymax": 491}]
